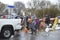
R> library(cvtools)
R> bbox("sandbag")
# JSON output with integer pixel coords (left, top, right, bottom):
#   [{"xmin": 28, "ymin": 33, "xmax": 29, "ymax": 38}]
[{"xmin": 40, "ymin": 21, "xmax": 45, "ymax": 28}]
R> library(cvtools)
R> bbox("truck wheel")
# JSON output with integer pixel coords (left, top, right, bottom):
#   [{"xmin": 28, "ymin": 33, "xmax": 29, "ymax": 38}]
[{"xmin": 1, "ymin": 28, "xmax": 12, "ymax": 39}]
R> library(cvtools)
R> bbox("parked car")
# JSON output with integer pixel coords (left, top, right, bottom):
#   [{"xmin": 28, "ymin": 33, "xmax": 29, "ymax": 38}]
[{"xmin": 0, "ymin": 15, "xmax": 23, "ymax": 39}]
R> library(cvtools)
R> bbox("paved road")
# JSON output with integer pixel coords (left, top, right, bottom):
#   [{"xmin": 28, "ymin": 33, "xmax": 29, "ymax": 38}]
[{"xmin": 0, "ymin": 30, "xmax": 60, "ymax": 40}]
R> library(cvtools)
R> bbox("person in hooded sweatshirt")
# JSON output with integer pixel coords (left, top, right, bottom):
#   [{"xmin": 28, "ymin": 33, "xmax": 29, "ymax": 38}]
[
  {"xmin": 45, "ymin": 15, "xmax": 50, "ymax": 26},
  {"xmin": 26, "ymin": 15, "xmax": 29, "ymax": 30}
]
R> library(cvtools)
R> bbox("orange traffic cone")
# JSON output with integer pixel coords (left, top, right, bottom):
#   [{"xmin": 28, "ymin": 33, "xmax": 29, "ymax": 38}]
[{"xmin": 24, "ymin": 26, "xmax": 28, "ymax": 33}]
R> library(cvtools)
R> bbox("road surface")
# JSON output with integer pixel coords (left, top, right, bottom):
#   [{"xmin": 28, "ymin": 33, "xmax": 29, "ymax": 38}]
[{"xmin": 0, "ymin": 30, "xmax": 60, "ymax": 40}]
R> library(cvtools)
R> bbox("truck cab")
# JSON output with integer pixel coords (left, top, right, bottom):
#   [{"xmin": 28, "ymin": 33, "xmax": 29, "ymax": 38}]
[{"xmin": 0, "ymin": 5, "xmax": 23, "ymax": 38}]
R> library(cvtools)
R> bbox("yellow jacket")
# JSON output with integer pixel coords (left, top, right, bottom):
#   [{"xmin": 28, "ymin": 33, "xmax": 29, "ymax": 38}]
[{"xmin": 53, "ymin": 17, "xmax": 58, "ymax": 29}]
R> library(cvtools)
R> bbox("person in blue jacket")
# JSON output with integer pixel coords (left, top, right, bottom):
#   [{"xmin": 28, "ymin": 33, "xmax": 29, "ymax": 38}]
[{"xmin": 30, "ymin": 18, "xmax": 36, "ymax": 34}]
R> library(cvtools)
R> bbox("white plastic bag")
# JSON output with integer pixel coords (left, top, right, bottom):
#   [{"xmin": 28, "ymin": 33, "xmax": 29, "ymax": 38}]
[{"xmin": 45, "ymin": 27, "xmax": 49, "ymax": 32}]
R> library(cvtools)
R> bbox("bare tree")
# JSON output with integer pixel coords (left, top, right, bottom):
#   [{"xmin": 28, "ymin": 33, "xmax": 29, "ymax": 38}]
[
  {"xmin": 14, "ymin": 2, "xmax": 25, "ymax": 16},
  {"xmin": 0, "ymin": 2, "xmax": 5, "ymax": 14},
  {"xmin": 58, "ymin": 0, "xmax": 60, "ymax": 10}
]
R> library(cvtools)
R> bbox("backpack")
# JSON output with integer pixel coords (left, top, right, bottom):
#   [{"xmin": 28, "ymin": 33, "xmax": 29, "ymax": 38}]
[{"xmin": 35, "ymin": 19, "xmax": 40, "ymax": 25}]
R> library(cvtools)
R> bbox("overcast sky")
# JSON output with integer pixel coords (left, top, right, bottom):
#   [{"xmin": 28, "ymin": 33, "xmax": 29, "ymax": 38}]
[{"xmin": 0, "ymin": 0, "xmax": 58, "ymax": 8}]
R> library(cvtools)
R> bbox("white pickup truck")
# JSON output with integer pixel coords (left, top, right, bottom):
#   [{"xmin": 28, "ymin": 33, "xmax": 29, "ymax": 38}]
[{"xmin": 0, "ymin": 18, "xmax": 22, "ymax": 38}]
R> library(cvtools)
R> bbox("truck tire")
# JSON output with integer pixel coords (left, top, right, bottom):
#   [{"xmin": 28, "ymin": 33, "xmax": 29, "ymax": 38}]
[{"xmin": 1, "ymin": 28, "xmax": 12, "ymax": 39}]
